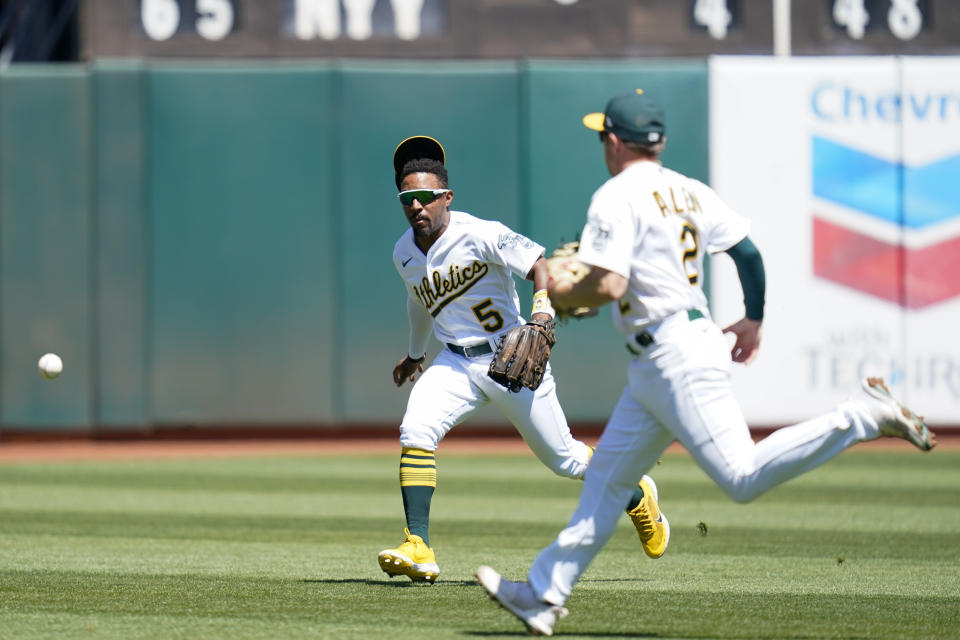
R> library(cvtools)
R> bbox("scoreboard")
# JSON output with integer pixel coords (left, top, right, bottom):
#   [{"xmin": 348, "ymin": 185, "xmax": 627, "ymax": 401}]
[{"xmin": 80, "ymin": 0, "xmax": 960, "ymax": 58}]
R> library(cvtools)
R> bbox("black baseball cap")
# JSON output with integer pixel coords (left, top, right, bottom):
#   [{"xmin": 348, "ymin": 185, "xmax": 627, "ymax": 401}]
[
  {"xmin": 393, "ymin": 135, "xmax": 445, "ymax": 176},
  {"xmin": 582, "ymin": 89, "xmax": 665, "ymax": 144}
]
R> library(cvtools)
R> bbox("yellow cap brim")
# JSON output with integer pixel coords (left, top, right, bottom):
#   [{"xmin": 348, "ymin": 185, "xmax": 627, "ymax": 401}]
[{"xmin": 582, "ymin": 112, "xmax": 605, "ymax": 132}]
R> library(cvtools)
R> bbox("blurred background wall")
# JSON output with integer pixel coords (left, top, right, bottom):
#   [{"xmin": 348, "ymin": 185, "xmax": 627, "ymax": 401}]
[
  {"xmin": 0, "ymin": 0, "xmax": 957, "ymax": 434},
  {"xmin": 0, "ymin": 59, "xmax": 707, "ymax": 431}
]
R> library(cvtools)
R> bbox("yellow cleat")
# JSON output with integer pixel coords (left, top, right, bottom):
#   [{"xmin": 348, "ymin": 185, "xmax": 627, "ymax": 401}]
[
  {"xmin": 378, "ymin": 528, "xmax": 440, "ymax": 583},
  {"xmin": 627, "ymin": 475, "xmax": 670, "ymax": 559}
]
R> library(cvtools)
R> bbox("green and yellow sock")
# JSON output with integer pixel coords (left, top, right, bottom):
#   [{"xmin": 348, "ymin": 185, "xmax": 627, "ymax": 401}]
[
  {"xmin": 626, "ymin": 485, "xmax": 645, "ymax": 512},
  {"xmin": 580, "ymin": 445, "xmax": 643, "ymax": 510},
  {"xmin": 399, "ymin": 447, "xmax": 436, "ymax": 546}
]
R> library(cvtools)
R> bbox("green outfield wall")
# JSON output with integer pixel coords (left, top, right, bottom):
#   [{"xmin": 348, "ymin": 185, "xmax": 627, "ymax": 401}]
[{"xmin": 0, "ymin": 60, "xmax": 708, "ymax": 432}]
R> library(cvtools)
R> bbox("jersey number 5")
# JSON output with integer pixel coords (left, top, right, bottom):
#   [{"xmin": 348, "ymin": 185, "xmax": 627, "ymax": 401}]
[{"xmin": 472, "ymin": 298, "xmax": 504, "ymax": 333}]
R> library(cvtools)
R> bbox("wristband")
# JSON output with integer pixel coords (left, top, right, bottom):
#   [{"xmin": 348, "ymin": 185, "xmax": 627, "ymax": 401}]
[
  {"xmin": 407, "ymin": 353, "xmax": 426, "ymax": 362},
  {"xmin": 532, "ymin": 289, "xmax": 555, "ymax": 318}
]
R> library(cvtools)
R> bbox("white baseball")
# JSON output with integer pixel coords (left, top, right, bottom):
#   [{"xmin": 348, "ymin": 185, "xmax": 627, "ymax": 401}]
[{"xmin": 38, "ymin": 353, "xmax": 63, "ymax": 379}]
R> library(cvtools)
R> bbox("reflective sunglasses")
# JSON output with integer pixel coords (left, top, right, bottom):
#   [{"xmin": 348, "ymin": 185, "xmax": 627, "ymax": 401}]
[{"xmin": 398, "ymin": 188, "xmax": 450, "ymax": 206}]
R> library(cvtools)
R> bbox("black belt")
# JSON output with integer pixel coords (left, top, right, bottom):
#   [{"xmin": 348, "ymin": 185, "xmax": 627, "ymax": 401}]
[
  {"xmin": 627, "ymin": 309, "xmax": 705, "ymax": 355},
  {"xmin": 447, "ymin": 342, "xmax": 493, "ymax": 358}
]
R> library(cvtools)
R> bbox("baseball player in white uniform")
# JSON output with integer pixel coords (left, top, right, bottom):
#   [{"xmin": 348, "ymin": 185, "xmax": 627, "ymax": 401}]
[
  {"xmin": 379, "ymin": 136, "xmax": 669, "ymax": 584},
  {"xmin": 476, "ymin": 91, "xmax": 936, "ymax": 635}
]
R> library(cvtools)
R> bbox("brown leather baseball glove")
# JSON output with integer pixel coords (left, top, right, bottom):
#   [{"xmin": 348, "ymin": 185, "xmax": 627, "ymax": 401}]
[{"xmin": 487, "ymin": 319, "xmax": 556, "ymax": 392}]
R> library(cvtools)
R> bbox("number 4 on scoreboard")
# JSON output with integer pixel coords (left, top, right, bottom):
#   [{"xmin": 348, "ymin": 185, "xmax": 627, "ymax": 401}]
[
  {"xmin": 693, "ymin": 0, "xmax": 733, "ymax": 40},
  {"xmin": 833, "ymin": 0, "xmax": 870, "ymax": 39}
]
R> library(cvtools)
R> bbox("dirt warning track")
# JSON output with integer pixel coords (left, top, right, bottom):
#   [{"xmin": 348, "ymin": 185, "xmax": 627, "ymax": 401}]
[{"xmin": 0, "ymin": 433, "xmax": 953, "ymax": 463}]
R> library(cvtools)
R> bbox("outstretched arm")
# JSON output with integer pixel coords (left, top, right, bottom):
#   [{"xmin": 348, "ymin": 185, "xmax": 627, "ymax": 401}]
[
  {"xmin": 721, "ymin": 236, "xmax": 766, "ymax": 364},
  {"xmin": 548, "ymin": 265, "xmax": 628, "ymax": 312}
]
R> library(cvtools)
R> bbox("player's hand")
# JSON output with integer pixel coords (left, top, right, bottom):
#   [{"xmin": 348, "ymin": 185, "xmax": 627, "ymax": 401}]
[
  {"xmin": 722, "ymin": 318, "xmax": 762, "ymax": 364},
  {"xmin": 547, "ymin": 277, "xmax": 576, "ymax": 312},
  {"xmin": 393, "ymin": 355, "xmax": 424, "ymax": 387}
]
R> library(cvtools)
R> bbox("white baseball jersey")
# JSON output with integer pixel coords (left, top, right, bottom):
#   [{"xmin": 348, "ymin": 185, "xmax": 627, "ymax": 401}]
[
  {"xmin": 392, "ymin": 210, "xmax": 592, "ymax": 480},
  {"xmin": 393, "ymin": 210, "xmax": 544, "ymax": 347},
  {"xmin": 576, "ymin": 161, "xmax": 750, "ymax": 335},
  {"xmin": 526, "ymin": 160, "xmax": 891, "ymax": 609}
]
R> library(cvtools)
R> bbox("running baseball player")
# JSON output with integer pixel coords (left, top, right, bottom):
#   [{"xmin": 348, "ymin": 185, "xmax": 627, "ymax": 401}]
[
  {"xmin": 476, "ymin": 90, "xmax": 936, "ymax": 635},
  {"xmin": 379, "ymin": 136, "xmax": 669, "ymax": 584}
]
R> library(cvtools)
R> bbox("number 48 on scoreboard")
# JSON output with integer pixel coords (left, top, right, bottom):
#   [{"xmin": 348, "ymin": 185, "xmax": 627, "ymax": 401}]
[
  {"xmin": 832, "ymin": 0, "xmax": 926, "ymax": 40},
  {"xmin": 690, "ymin": 0, "xmax": 928, "ymax": 42}
]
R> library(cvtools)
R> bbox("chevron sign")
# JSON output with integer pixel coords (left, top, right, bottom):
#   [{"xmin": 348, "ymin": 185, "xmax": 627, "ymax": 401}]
[{"xmin": 812, "ymin": 135, "xmax": 960, "ymax": 308}]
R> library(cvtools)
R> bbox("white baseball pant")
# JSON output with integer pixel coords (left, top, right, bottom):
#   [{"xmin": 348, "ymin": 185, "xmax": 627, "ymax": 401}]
[
  {"xmin": 399, "ymin": 347, "xmax": 592, "ymax": 479},
  {"xmin": 528, "ymin": 310, "xmax": 886, "ymax": 605}
]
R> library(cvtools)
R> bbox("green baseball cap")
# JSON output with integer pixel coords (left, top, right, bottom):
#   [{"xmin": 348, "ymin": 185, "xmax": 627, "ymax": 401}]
[{"xmin": 582, "ymin": 89, "xmax": 665, "ymax": 144}]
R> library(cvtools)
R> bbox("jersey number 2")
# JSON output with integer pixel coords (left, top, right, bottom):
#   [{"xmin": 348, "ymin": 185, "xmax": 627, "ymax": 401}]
[
  {"xmin": 619, "ymin": 223, "xmax": 701, "ymax": 316},
  {"xmin": 681, "ymin": 223, "xmax": 700, "ymax": 285},
  {"xmin": 472, "ymin": 298, "xmax": 504, "ymax": 333}
]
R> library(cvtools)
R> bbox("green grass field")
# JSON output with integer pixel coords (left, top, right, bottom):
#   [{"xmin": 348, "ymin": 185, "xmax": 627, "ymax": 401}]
[{"xmin": 1, "ymin": 446, "xmax": 958, "ymax": 639}]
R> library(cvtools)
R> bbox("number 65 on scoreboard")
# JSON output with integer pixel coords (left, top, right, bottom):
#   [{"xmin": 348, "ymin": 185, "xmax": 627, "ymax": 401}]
[{"xmin": 140, "ymin": 0, "xmax": 235, "ymax": 41}]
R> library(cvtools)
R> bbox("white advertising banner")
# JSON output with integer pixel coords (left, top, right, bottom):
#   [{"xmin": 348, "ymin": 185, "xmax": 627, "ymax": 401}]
[{"xmin": 709, "ymin": 56, "xmax": 960, "ymax": 425}]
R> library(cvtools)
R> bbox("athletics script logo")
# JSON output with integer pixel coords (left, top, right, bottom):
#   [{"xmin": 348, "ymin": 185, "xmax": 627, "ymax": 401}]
[
  {"xmin": 810, "ymin": 83, "xmax": 960, "ymax": 309},
  {"xmin": 412, "ymin": 261, "xmax": 489, "ymax": 317}
]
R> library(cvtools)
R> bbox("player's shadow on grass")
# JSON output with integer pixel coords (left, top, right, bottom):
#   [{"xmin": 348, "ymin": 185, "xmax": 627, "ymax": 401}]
[
  {"xmin": 467, "ymin": 628, "xmax": 874, "ymax": 639},
  {"xmin": 301, "ymin": 578, "xmax": 476, "ymax": 587},
  {"xmin": 464, "ymin": 632, "xmax": 660, "ymax": 638},
  {"xmin": 580, "ymin": 577, "xmax": 656, "ymax": 583},
  {"xmin": 301, "ymin": 578, "xmax": 649, "ymax": 588}
]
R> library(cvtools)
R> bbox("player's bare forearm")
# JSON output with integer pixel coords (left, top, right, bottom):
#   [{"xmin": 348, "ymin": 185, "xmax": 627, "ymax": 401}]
[
  {"xmin": 721, "ymin": 317, "xmax": 763, "ymax": 364},
  {"xmin": 549, "ymin": 267, "xmax": 627, "ymax": 310},
  {"xmin": 392, "ymin": 355, "xmax": 424, "ymax": 387},
  {"xmin": 526, "ymin": 257, "xmax": 550, "ymax": 292},
  {"xmin": 527, "ymin": 258, "xmax": 556, "ymax": 324}
]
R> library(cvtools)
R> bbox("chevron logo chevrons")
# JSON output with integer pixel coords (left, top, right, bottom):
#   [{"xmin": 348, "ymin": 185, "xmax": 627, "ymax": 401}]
[{"xmin": 811, "ymin": 135, "xmax": 960, "ymax": 308}]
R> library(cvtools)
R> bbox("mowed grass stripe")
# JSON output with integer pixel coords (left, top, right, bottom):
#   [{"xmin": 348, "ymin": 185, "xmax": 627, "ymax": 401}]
[
  {"xmin": 3, "ymin": 508, "xmax": 955, "ymax": 561},
  {"xmin": 0, "ymin": 449, "xmax": 957, "ymax": 638}
]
